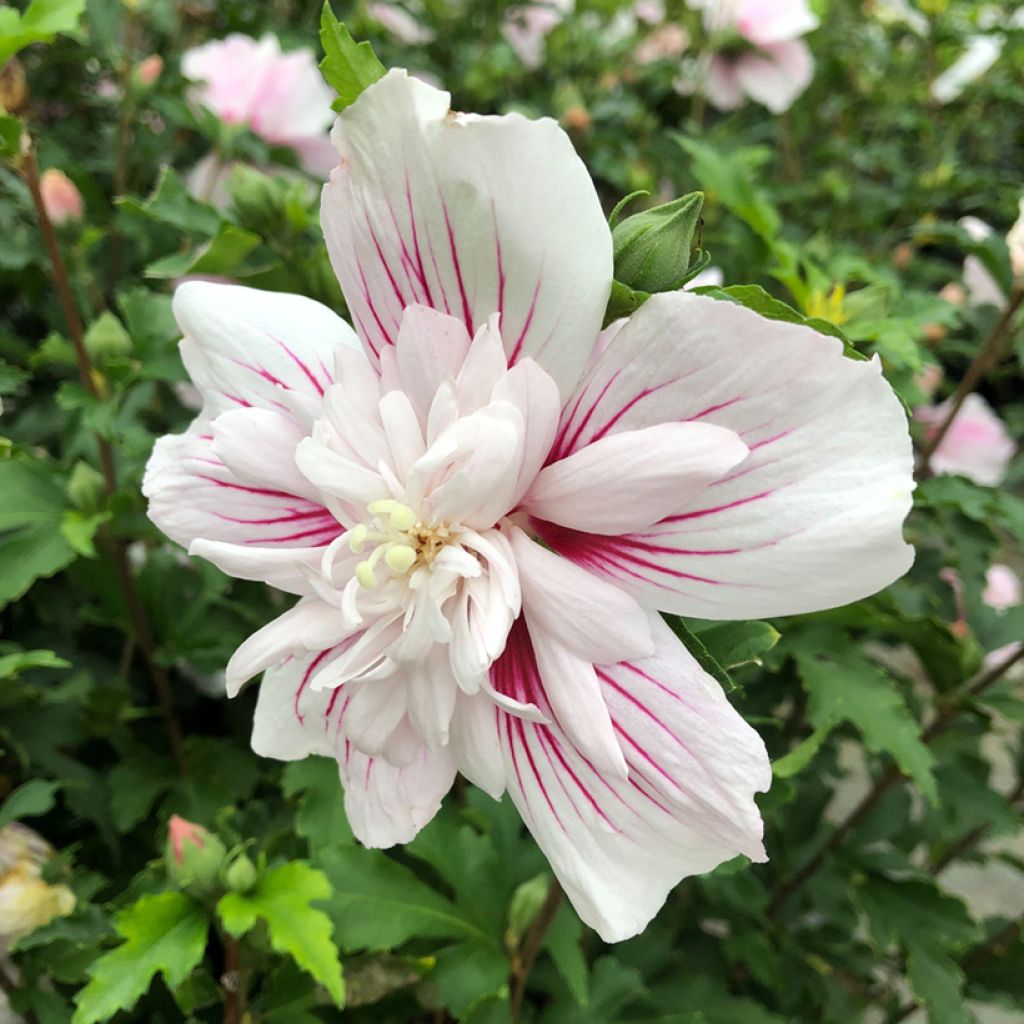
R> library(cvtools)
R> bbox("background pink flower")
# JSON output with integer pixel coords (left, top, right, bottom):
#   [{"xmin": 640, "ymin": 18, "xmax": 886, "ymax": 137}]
[
  {"xmin": 915, "ymin": 393, "xmax": 1016, "ymax": 487},
  {"xmin": 39, "ymin": 168, "xmax": 83, "ymax": 225},
  {"xmin": 181, "ymin": 34, "xmax": 336, "ymax": 177}
]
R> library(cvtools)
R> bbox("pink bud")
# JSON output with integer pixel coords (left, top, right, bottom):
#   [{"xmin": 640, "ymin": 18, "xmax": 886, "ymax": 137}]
[
  {"xmin": 39, "ymin": 169, "xmax": 83, "ymax": 227},
  {"xmin": 983, "ymin": 564, "xmax": 1021, "ymax": 612},
  {"xmin": 168, "ymin": 815, "xmax": 206, "ymax": 864},
  {"xmin": 137, "ymin": 54, "xmax": 163, "ymax": 87}
]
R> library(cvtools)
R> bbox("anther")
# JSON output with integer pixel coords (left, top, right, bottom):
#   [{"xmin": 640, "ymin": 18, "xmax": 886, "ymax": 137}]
[
  {"xmin": 384, "ymin": 544, "xmax": 417, "ymax": 573},
  {"xmin": 347, "ymin": 524, "xmax": 368, "ymax": 553},
  {"xmin": 355, "ymin": 561, "xmax": 378, "ymax": 588}
]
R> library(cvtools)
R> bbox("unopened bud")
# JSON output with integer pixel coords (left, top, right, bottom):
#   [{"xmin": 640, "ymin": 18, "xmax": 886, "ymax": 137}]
[
  {"xmin": 0, "ymin": 58, "xmax": 28, "ymax": 114},
  {"xmin": 66, "ymin": 461, "xmax": 106, "ymax": 513},
  {"xmin": 612, "ymin": 191, "xmax": 704, "ymax": 294},
  {"xmin": 84, "ymin": 311, "xmax": 132, "ymax": 362},
  {"xmin": 223, "ymin": 854, "xmax": 258, "ymax": 893},
  {"xmin": 165, "ymin": 816, "xmax": 227, "ymax": 895},
  {"xmin": 39, "ymin": 169, "xmax": 83, "ymax": 227},
  {"xmin": 136, "ymin": 55, "xmax": 163, "ymax": 87},
  {"xmin": 505, "ymin": 873, "xmax": 551, "ymax": 950}
]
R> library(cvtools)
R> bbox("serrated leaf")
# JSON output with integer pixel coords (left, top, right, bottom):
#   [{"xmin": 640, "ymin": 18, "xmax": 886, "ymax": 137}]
[
  {"xmin": 319, "ymin": 4, "xmax": 386, "ymax": 112},
  {"xmin": 0, "ymin": 459, "xmax": 78, "ymax": 609},
  {"xmin": 432, "ymin": 941, "xmax": 509, "ymax": 1018},
  {"xmin": 108, "ymin": 754, "xmax": 174, "ymax": 833},
  {"xmin": 317, "ymin": 844, "xmax": 487, "ymax": 949},
  {"xmin": 795, "ymin": 647, "xmax": 937, "ymax": 804},
  {"xmin": 544, "ymin": 904, "xmax": 588, "ymax": 1005},
  {"xmin": 0, "ymin": 778, "xmax": 60, "ymax": 828},
  {"xmin": 281, "ymin": 757, "xmax": 354, "ymax": 854},
  {"xmin": 117, "ymin": 165, "xmax": 221, "ymax": 236},
  {"xmin": 0, "ymin": 648, "xmax": 69, "ymax": 680},
  {"xmin": 906, "ymin": 948, "xmax": 971, "ymax": 1024},
  {"xmin": 217, "ymin": 861, "xmax": 344, "ymax": 1007},
  {"xmin": 145, "ymin": 223, "xmax": 263, "ymax": 279},
  {"xmin": 72, "ymin": 892, "xmax": 208, "ymax": 1024},
  {"xmin": 772, "ymin": 721, "xmax": 833, "ymax": 779},
  {"xmin": 689, "ymin": 620, "xmax": 780, "ymax": 670},
  {"xmin": 0, "ymin": 0, "xmax": 86, "ymax": 65}
]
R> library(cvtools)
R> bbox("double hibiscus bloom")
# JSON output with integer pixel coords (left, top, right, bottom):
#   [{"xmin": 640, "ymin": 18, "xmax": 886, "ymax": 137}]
[{"xmin": 145, "ymin": 70, "xmax": 914, "ymax": 940}]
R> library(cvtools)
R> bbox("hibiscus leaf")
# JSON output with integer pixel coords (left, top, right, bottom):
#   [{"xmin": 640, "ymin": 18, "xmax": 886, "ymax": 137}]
[
  {"xmin": 0, "ymin": 458, "xmax": 78, "ymax": 610},
  {"xmin": 432, "ymin": 941, "xmax": 509, "ymax": 1018},
  {"xmin": 71, "ymin": 891, "xmax": 208, "ymax": 1024},
  {"xmin": 663, "ymin": 615, "xmax": 736, "ymax": 693},
  {"xmin": 794, "ymin": 645, "xmax": 938, "ymax": 805},
  {"xmin": 319, "ymin": 4, "xmax": 386, "ymax": 112},
  {"xmin": 686, "ymin": 620, "xmax": 781, "ymax": 671},
  {"xmin": 0, "ymin": 778, "xmax": 61, "ymax": 828},
  {"xmin": 217, "ymin": 861, "xmax": 345, "ymax": 1007},
  {"xmin": 0, "ymin": 0, "xmax": 86, "ymax": 65},
  {"xmin": 281, "ymin": 757, "xmax": 355, "ymax": 854},
  {"xmin": 317, "ymin": 844, "xmax": 489, "ymax": 949}
]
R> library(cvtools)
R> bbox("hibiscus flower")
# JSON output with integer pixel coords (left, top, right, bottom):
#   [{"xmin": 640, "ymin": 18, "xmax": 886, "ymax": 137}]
[{"xmin": 144, "ymin": 70, "xmax": 914, "ymax": 940}]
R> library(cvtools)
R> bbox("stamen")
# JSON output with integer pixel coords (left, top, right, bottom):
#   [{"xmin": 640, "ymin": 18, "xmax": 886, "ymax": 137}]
[
  {"xmin": 355, "ymin": 561, "xmax": 378, "ymax": 588},
  {"xmin": 347, "ymin": 523, "xmax": 368, "ymax": 553},
  {"xmin": 385, "ymin": 544, "xmax": 417, "ymax": 573}
]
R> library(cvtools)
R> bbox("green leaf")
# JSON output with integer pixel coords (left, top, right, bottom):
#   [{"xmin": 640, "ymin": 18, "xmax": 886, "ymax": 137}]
[
  {"xmin": 906, "ymin": 948, "xmax": 971, "ymax": 1024},
  {"xmin": 281, "ymin": 757, "xmax": 354, "ymax": 854},
  {"xmin": 604, "ymin": 278, "xmax": 650, "ymax": 328},
  {"xmin": 145, "ymin": 223, "xmax": 263, "ymax": 279},
  {"xmin": 772, "ymin": 721, "xmax": 833, "ymax": 779},
  {"xmin": 0, "ymin": 648, "xmax": 69, "ymax": 680},
  {"xmin": 664, "ymin": 615, "xmax": 736, "ymax": 692},
  {"xmin": 108, "ymin": 754, "xmax": 174, "ymax": 833},
  {"xmin": 0, "ymin": 458, "xmax": 78, "ymax": 609},
  {"xmin": 319, "ymin": 4, "xmax": 386, "ymax": 112},
  {"xmin": 117, "ymin": 165, "xmax": 221, "ymax": 236},
  {"xmin": 72, "ymin": 892, "xmax": 208, "ymax": 1024},
  {"xmin": 688, "ymin": 620, "xmax": 780, "ymax": 671},
  {"xmin": 217, "ymin": 861, "xmax": 344, "ymax": 1007},
  {"xmin": 0, "ymin": 0, "xmax": 86, "ymax": 65},
  {"xmin": 432, "ymin": 941, "xmax": 509, "ymax": 1018},
  {"xmin": 544, "ymin": 905, "xmax": 588, "ymax": 1005},
  {"xmin": 794, "ymin": 645, "xmax": 938, "ymax": 804},
  {"xmin": 0, "ymin": 778, "xmax": 60, "ymax": 828},
  {"xmin": 0, "ymin": 112, "xmax": 23, "ymax": 159},
  {"xmin": 318, "ymin": 844, "xmax": 487, "ymax": 949}
]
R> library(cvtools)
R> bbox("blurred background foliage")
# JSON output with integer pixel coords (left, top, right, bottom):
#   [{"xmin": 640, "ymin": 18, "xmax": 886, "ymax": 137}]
[{"xmin": 1, "ymin": 1, "xmax": 1023, "ymax": 1022}]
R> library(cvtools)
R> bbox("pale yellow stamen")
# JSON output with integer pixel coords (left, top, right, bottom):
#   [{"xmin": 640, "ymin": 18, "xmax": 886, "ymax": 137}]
[{"xmin": 345, "ymin": 500, "xmax": 449, "ymax": 590}]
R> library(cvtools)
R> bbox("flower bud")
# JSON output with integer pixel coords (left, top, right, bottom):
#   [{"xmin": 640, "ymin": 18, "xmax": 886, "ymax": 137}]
[
  {"xmin": 504, "ymin": 873, "xmax": 551, "ymax": 950},
  {"xmin": 0, "ymin": 58, "xmax": 28, "ymax": 114},
  {"xmin": 39, "ymin": 169, "xmax": 83, "ymax": 227},
  {"xmin": 223, "ymin": 853, "xmax": 258, "ymax": 893},
  {"xmin": 136, "ymin": 55, "xmax": 164, "ymax": 88},
  {"xmin": 165, "ymin": 816, "xmax": 227, "ymax": 895},
  {"xmin": 67, "ymin": 461, "xmax": 106, "ymax": 513},
  {"xmin": 84, "ymin": 311, "xmax": 132, "ymax": 363},
  {"xmin": 612, "ymin": 192, "xmax": 704, "ymax": 294}
]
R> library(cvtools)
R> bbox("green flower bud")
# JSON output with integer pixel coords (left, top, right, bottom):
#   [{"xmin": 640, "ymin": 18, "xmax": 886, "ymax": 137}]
[
  {"xmin": 83, "ymin": 312, "xmax": 132, "ymax": 363},
  {"xmin": 165, "ymin": 816, "xmax": 227, "ymax": 896},
  {"xmin": 223, "ymin": 853, "xmax": 258, "ymax": 894},
  {"xmin": 66, "ymin": 461, "xmax": 105, "ymax": 513},
  {"xmin": 505, "ymin": 873, "xmax": 551, "ymax": 950},
  {"xmin": 611, "ymin": 191, "xmax": 705, "ymax": 295}
]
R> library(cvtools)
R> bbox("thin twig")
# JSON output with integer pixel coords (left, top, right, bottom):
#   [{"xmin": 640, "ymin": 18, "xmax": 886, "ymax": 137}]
[
  {"xmin": 509, "ymin": 880, "xmax": 563, "ymax": 1021},
  {"xmin": 930, "ymin": 776, "xmax": 1024, "ymax": 876},
  {"xmin": 222, "ymin": 933, "xmax": 244, "ymax": 1024},
  {"xmin": 917, "ymin": 285, "xmax": 1024, "ymax": 479},
  {"xmin": 768, "ymin": 645, "xmax": 1024, "ymax": 917},
  {"xmin": 20, "ymin": 139, "xmax": 188, "ymax": 777}
]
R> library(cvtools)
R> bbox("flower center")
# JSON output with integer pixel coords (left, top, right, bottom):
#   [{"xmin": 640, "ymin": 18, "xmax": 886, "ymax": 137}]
[{"xmin": 344, "ymin": 499, "xmax": 450, "ymax": 589}]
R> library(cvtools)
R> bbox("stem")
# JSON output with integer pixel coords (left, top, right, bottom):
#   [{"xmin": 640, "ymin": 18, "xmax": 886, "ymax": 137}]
[
  {"xmin": 21, "ymin": 139, "xmax": 188, "ymax": 777},
  {"xmin": 509, "ymin": 880, "xmax": 563, "ymax": 1021},
  {"xmin": 222, "ymin": 933, "xmax": 244, "ymax": 1024},
  {"xmin": 768, "ymin": 645, "xmax": 1024, "ymax": 918},
  {"xmin": 917, "ymin": 285, "xmax": 1024, "ymax": 479}
]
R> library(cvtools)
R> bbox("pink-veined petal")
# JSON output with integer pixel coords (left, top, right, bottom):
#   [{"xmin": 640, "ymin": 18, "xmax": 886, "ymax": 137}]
[
  {"xmin": 321, "ymin": 69, "xmax": 612, "ymax": 396},
  {"xmin": 252, "ymin": 648, "xmax": 455, "ymax": 846},
  {"xmin": 143, "ymin": 428, "xmax": 342, "ymax": 592},
  {"xmin": 509, "ymin": 526, "xmax": 653, "ymax": 664},
  {"xmin": 524, "ymin": 422, "xmax": 748, "ymax": 535},
  {"xmin": 174, "ymin": 281, "xmax": 357, "ymax": 419},
  {"xmin": 491, "ymin": 614, "xmax": 769, "ymax": 942},
  {"xmin": 546, "ymin": 291, "xmax": 914, "ymax": 618}
]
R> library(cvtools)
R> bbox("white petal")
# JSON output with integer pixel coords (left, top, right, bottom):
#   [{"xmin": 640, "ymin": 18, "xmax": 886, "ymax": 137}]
[
  {"xmin": 321, "ymin": 69, "xmax": 612, "ymax": 396},
  {"xmin": 406, "ymin": 646, "xmax": 459, "ymax": 749},
  {"xmin": 494, "ymin": 614, "xmax": 769, "ymax": 942},
  {"xmin": 174, "ymin": 282, "xmax": 358, "ymax": 419},
  {"xmin": 546, "ymin": 292, "xmax": 915, "ymax": 618},
  {"xmin": 509, "ymin": 526, "xmax": 653, "ymax": 664},
  {"xmin": 524, "ymin": 422, "xmax": 748, "ymax": 535},
  {"xmin": 449, "ymin": 692, "xmax": 505, "ymax": 798}
]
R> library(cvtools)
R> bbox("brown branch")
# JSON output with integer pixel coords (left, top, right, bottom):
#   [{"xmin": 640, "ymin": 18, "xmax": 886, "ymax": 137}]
[
  {"xmin": 20, "ymin": 139, "xmax": 188, "ymax": 777},
  {"xmin": 222, "ymin": 933, "xmax": 244, "ymax": 1024},
  {"xmin": 917, "ymin": 284, "xmax": 1024, "ymax": 479},
  {"xmin": 768, "ymin": 645, "xmax": 1024, "ymax": 918},
  {"xmin": 509, "ymin": 880, "xmax": 563, "ymax": 1021}
]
